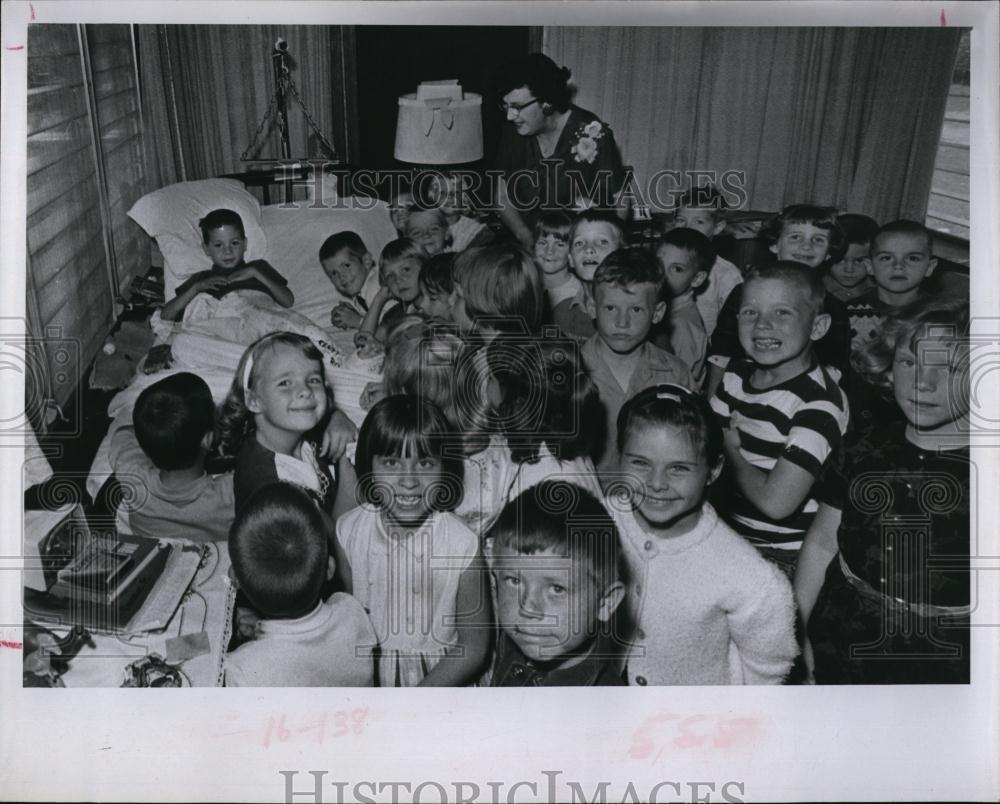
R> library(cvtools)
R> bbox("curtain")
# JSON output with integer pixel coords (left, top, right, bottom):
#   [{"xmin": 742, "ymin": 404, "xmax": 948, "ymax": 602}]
[
  {"xmin": 544, "ymin": 27, "xmax": 960, "ymax": 221},
  {"xmin": 136, "ymin": 25, "xmax": 356, "ymax": 184}
]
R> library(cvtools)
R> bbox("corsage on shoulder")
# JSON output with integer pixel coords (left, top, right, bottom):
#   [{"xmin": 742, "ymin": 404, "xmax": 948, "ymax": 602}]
[{"xmin": 570, "ymin": 120, "xmax": 607, "ymax": 164}]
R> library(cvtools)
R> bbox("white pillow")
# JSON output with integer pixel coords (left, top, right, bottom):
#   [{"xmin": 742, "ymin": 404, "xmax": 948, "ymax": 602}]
[
  {"xmin": 260, "ymin": 200, "xmax": 397, "ymax": 328},
  {"xmin": 127, "ymin": 179, "xmax": 268, "ymax": 299}
]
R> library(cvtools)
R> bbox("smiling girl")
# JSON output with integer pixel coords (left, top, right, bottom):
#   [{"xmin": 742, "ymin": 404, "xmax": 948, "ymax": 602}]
[
  {"xmin": 606, "ymin": 384, "xmax": 798, "ymax": 685},
  {"xmin": 335, "ymin": 395, "xmax": 492, "ymax": 686}
]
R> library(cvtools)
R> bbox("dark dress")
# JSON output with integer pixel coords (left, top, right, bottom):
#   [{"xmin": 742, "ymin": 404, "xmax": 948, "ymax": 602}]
[
  {"xmin": 493, "ymin": 106, "xmax": 626, "ymax": 218},
  {"xmin": 808, "ymin": 421, "xmax": 970, "ymax": 684},
  {"xmin": 490, "ymin": 633, "xmax": 625, "ymax": 687}
]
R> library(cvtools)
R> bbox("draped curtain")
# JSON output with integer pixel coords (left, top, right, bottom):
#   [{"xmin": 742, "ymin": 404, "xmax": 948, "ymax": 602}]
[
  {"xmin": 544, "ymin": 27, "xmax": 960, "ymax": 221},
  {"xmin": 136, "ymin": 25, "xmax": 356, "ymax": 187}
]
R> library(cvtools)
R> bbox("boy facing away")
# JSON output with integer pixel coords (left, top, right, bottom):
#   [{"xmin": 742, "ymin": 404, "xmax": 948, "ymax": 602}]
[
  {"xmin": 581, "ymin": 247, "xmax": 693, "ymax": 485},
  {"xmin": 709, "ymin": 261, "xmax": 850, "ymax": 578},
  {"xmin": 487, "ymin": 481, "xmax": 626, "ymax": 686},
  {"xmin": 161, "ymin": 209, "xmax": 293, "ymax": 322},
  {"xmin": 109, "ymin": 372, "xmax": 234, "ymax": 543},
  {"xmin": 225, "ymin": 482, "xmax": 376, "ymax": 687},
  {"xmin": 320, "ymin": 231, "xmax": 382, "ymax": 330}
]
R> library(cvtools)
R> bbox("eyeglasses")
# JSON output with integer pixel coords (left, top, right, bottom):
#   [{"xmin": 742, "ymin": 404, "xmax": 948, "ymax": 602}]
[{"xmin": 498, "ymin": 98, "xmax": 540, "ymax": 115}]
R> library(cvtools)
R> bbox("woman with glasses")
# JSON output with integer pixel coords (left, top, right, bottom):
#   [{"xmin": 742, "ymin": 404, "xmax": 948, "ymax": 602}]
[{"xmin": 491, "ymin": 53, "xmax": 627, "ymax": 249}]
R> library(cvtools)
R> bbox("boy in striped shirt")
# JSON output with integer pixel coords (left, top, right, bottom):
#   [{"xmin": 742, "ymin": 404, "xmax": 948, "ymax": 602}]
[{"xmin": 709, "ymin": 261, "xmax": 849, "ymax": 577}]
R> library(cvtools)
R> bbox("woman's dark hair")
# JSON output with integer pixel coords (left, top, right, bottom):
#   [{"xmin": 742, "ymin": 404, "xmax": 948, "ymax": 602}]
[{"xmin": 492, "ymin": 53, "xmax": 574, "ymax": 112}]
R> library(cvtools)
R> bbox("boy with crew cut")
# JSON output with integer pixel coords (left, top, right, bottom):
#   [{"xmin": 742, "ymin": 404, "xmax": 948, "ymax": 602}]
[
  {"xmin": 710, "ymin": 261, "xmax": 849, "ymax": 578},
  {"xmin": 161, "ymin": 209, "xmax": 293, "ymax": 321},
  {"xmin": 487, "ymin": 481, "xmax": 626, "ymax": 686},
  {"xmin": 671, "ymin": 186, "xmax": 744, "ymax": 337},
  {"xmin": 319, "ymin": 231, "xmax": 381, "ymax": 330},
  {"xmin": 225, "ymin": 482, "xmax": 376, "ymax": 687},
  {"xmin": 552, "ymin": 210, "xmax": 627, "ymax": 340},
  {"xmin": 109, "ymin": 372, "xmax": 234, "ymax": 543},
  {"xmin": 581, "ymin": 247, "xmax": 693, "ymax": 485}
]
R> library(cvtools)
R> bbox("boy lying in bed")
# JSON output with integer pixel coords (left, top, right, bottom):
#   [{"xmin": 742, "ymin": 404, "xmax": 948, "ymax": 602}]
[{"xmin": 160, "ymin": 209, "xmax": 293, "ymax": 322}]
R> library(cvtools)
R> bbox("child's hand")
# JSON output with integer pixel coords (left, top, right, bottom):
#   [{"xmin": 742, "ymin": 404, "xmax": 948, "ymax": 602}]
[
  {"xmin": 320, "ymin": 408, "xmax": 358, "ymax": 461},
  {"xmin": 226, "ymin": 266, "xmax": 259, "ymax": 284},
  {"xmin": 235, "ymin": 606, "xmax": 262, "ymax": 640},
  {"xmin": 195, "ymin": 275, "xmax": 229, "ymax": 294},
  {"xmin": 359, "ymin": 381, "xmax": 386, "ymax": 411},
  {"xmin": 722, "ymin": 424, "xmax": 742, "ymax": 455},
  {"xmin": 330, "ymin": 303, "xmax": 363, "ymax": 330}
]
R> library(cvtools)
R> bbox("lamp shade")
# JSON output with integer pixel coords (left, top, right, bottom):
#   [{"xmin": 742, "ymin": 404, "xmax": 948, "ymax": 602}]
[{"xmin": 394, "ymin": 84, "xmax": 483, "ymax": 164}]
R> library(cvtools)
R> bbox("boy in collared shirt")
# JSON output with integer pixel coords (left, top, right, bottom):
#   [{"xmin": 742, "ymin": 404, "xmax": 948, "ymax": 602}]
[
  {"xmin": 552, "ymin": 210, "xmax": 626, "ymax": 339},
  {"xmin": 319, "ymin": 231, "xmax": 381, "ymax": 330},
  {"xmin": 581, "ymin": 248, "xmax": 693, "ymax": 485},
  {"xmin": 651, "ymin": 228, "xmax": 714, "ymax": 386},
  {"xmin": 487, "ymin": 481, "xmax": 626, "ymax": 687}
]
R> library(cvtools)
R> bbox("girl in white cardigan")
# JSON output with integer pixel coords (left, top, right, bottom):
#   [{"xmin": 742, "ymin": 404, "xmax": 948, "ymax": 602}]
[{"xmin": 606, "ymin": 384, "xmax": 798, "ymax": 685}]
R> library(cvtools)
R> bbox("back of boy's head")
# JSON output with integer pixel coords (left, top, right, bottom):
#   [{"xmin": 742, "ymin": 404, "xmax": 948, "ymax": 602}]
[
  {"xmin": 319, "ymin": 231, "xmax": 368, "ymax": 263},
  {"xmin": 198, "ymin": 209, "xmax": 245, "ymax": 242},
  {"xmin": 420, "ymin": 253, "xmax": 455, "ymax": 297},
  {"xmin": 873, "ymin": 219, "xmax": 934, "ymax": 253},
  {"xmin": 133, "ymin": 372, "xmax": 215, "ymax": 470},
  {"xmin": 570, "ymin": 209, "xmax": 625, "ymax": 245},
  {"xmin": 675, "ymin": 185, "xmax": 728, "ymax": 215},
  {"xmin": 743, "ymin": 260, "xmax": 826, "ymax": 317},
  {"xmin": 487, "ymin": 481, "xmax": 623, "ymax": 591},
  {"xmin": 533, "ymin": 210, "xmax": 573, "ymax": 242},
  {"xmin": 228, "ymin": 482, "xmax": 328, "ymax": 618},
  {"xmin": 761, "ymin": 204, "xmax": 847, "ymax": 263},
  {"xmin": 658, "ymin": 228, "xmax": 716, "ymax": 274},
  {"xmin": 452, "ymin": 244, "xmax": 544, "ymax": 334},
  {"xmin": 354, "ymin": 394, "xmax": 464, "ymax": 510},
  {"xmin": 593, "ymin": 247, "xmax": 666, "ymax": 299},
  {"xmin": 837, "ymin": 214, "xmax": 879, "ymax": 247},
  {"xmin": 616, "ymin": 383, "xmax": 723, "ymax": 467},
  {"xmin": 380, "ymin": 237, "xmax": 428, "ymax": 270}
]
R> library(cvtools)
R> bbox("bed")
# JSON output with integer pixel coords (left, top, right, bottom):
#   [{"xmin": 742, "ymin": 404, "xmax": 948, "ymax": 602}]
[{"xmin": 86, "ymin": 177, "xmax": 397, "ymax": 499}]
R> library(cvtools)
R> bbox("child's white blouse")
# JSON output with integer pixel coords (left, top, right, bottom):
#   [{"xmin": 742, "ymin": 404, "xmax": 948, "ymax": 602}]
[{"xmin": 336, "ymin": 506, "xmax": 478, "ymax": 687}]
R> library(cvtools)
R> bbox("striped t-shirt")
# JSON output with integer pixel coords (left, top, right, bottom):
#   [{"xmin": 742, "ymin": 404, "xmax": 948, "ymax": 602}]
[{"xmin": 710, "ymin": 358, "xmax": 850, "ymax": 551}]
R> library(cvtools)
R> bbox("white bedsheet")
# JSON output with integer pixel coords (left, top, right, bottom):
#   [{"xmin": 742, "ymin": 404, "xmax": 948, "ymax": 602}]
[{"xmin": 87, "ymin": 198, "xmax": 395, "ymax": 500}]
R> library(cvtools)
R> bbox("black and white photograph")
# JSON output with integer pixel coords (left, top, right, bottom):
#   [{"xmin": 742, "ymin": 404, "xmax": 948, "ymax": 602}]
[{"xmin": 2, "ymin": 1, "xmax": 998, "ymax": 801}]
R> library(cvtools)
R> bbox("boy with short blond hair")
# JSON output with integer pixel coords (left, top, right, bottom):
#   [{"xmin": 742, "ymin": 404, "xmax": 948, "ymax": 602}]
[
  {"xmin": 553, "ymin": 210, "xmax": 626, "ymax": 339},
  {"xmin": 710, "ymin": 261, "xmax": 849, "ymax": 577},
  {"xmin": 581, "ymin": 247, "xmax": 693, "ymax": 484}
]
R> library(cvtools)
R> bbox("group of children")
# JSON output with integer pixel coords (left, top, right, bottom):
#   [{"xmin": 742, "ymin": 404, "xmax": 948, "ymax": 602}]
[{"xmin": 114, "ymin": 179, "xmax": 971, "ymax": 686}]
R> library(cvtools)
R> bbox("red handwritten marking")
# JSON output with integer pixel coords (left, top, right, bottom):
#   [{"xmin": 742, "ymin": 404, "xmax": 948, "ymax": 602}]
[
  {"xmin": 6, "ymin": 46, "xmax": 25, "ymax": 51},
  {"xmin": 940, "ymin": 9, "xmax": 947, "ymax": 26},
  {"xmin": 30, "ymin": 2, "xmax": 36, "ymax": 21},
  {"xmin": 628, "ymin": 712, "xmax": 760, "ymax": 761},
  {"xmin": 0, "ymin": 639, "xmax": 24, "ymax": 649}
]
